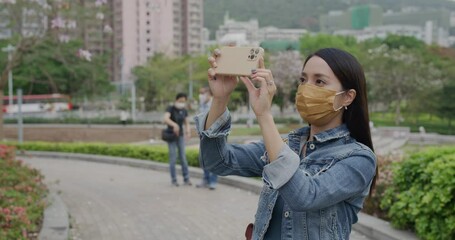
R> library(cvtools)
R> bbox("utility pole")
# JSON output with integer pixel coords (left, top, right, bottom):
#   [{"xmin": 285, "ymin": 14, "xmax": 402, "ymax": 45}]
[
  {"xmin": 188, "ymin": 61, "xmax": 193, "ymax": 101},
  {"xmin": 2, "ymin": 44, "xmax": 15, "ymax": 107},
  {"xmin": 17, "ymin": 89, "xmax": 23, "ymax": 144},
  {"xmin": 131, "ymin": 81, "xmax": 136, "ymax": 123}
]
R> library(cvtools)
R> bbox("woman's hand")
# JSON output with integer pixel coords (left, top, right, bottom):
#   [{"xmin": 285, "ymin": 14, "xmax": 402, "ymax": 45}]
[
  {"xmin": 173, "ymin": 124, "xmax": 180, "ymax": 136},
  {"xmin": 240, "ymin": 57, "xmax": 277, "ymax": 118},
  {"xmin": 205, "ymin": 48, "xmax": 239, "ymax": 130},
  {"xmin": 207, "ymin": 49, "xmax": 238, "ymax": 102}
]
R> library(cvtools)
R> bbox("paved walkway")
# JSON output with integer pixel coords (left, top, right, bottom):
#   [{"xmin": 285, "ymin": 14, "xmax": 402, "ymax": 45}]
[{"xmin": 23, "ymin": 156, "xmax": 371, "ymax": 240}]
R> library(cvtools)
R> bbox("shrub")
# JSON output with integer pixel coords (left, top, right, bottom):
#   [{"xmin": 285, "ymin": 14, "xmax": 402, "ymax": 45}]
[
  {"xmin": 7, "ymin": 142, "xmax": 201, "ymax": 168},
  {"xmin": 380, "ymin": 146, "xmax": 455, "ymax": 240},
  {"xmin": 0, "ymin": 145, "xmax": 48, "ymax": 239},
  {"xmin": 362, "ymin": 154, "xmax": 397, "ymax": 220}
]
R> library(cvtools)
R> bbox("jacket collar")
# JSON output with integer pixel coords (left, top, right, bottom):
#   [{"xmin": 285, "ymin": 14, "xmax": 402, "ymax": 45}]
[{"xmin": 292, "ymin": 124, "xmax": 350, "ymax": 143}]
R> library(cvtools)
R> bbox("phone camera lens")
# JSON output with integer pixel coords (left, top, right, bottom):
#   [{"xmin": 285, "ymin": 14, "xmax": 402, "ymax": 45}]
[
  {"xmin": 255, "ymin": 49, "xmax": 259, "ymax": 54},
  {"xmin": 250, "ymin": 49, "xmax": 255, "ymax": 54}
]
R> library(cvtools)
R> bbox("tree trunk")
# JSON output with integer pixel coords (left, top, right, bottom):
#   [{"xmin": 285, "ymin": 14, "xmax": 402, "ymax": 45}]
[
  {"xmin": 395, "ymin": 100, "xmax": 401, "ymax": 126},
  {"xmin": 395, "ymin": 88, "xmax": 403, "ymax": 126}
]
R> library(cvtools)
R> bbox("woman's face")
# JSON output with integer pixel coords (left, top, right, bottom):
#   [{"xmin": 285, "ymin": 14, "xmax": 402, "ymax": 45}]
[{"xmin": 300, "ymin": 56, "xmax": 343, "ymax": 92}]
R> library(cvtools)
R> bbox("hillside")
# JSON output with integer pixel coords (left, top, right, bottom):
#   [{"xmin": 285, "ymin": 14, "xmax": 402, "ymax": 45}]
[{"xmin": 203, "ymin": 0, "xmax": 455, "ymax": 38}]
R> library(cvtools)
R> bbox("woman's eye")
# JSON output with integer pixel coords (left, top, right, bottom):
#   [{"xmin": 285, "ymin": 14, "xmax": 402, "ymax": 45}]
[
  {"xmin": 315, "ymin": 79, "xmax": 325, "ymax": 85},
  {"xmin": 300, "ymin": 78, "xmax": 307, "ymax": 83}
]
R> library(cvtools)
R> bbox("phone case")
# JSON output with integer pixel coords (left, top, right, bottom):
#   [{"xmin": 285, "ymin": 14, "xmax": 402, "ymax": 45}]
[{"xmin": 216, "ymin": 46, "xmax": 264, "ymax": 76}]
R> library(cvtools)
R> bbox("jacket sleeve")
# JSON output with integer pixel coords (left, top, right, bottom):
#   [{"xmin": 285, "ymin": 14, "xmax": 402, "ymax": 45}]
[
  {"xmin": 194, "ymin": 108, "xmax": 267, "ymax": 177},
  {"xmin": 270, "ymin": 145, "xmax": 376, "ymax": 211}
]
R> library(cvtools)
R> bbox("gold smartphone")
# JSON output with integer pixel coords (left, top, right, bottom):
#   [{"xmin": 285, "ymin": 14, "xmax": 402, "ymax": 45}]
[{"xmin": 216, "ymin": 46, "xmax": 264, "ymax": 76}]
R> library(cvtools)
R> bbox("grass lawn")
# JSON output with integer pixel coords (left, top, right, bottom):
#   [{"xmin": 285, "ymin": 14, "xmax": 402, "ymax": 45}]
[{"xmin": 369, "ymin": 112, "xmax": 453, "ymax": 135}]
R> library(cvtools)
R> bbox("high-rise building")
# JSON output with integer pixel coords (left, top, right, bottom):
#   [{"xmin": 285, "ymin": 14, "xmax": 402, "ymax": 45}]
[
  {"xmin": 112, "ymin": 0, "xmax": 204, "ymax": 84},
  {"xmin": 320, "ymin": 5, "xmax": 383, "ymax": 33},
  {"xmin": 0, "ymin": 1, "xmax": 48, "ymax": 39},
  {"xmin": 173, "ymin": 0, "xmax": 204, "ymax": 56}
]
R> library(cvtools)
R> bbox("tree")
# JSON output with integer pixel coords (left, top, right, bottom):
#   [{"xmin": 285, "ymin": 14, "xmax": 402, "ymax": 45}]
[
  {"xmin": 0, "ymin": 0, "xmax": 112, "ymax": 139},
  {"xmin": 269, "ymin": 50, "xmax": 303, "ymax": 114},
  {"xmin": 133, "ymin": 54, "xmax": 208, "ymax": 111},
  {"xmin": 437, "ymin": 80, "xmax": 455, "ymax": 133},
  {"xmin": 299, "ymin": 34, "xmax": 362, "ymax": 59},
  {"xmin": 429, "ymin": 47, "xmax": 455, "ymax": 133},
  {"xmin": 364, "ymin": 44, "xmax": 441, "ymax": 125},
  {"xmin": 10, "ymin": 38, "xmax": 112, "ymax": 97}
]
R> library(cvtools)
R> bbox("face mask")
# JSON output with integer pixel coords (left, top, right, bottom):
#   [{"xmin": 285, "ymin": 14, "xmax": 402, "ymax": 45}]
[
  {"xmin": 295, "ymin": 84, "xmax": 345, "ymax": 126},
  {"xmin": 175, "ymin": 102, "xmax": 186, "ymax": 109},
  {"xmin": 199, "ymin": 94, "xmax": 207, "ymax": 103}
]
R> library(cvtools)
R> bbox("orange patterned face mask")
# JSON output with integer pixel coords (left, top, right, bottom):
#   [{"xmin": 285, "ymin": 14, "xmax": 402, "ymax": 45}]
[{"xmin": 295, "ymin": 84, "xmax": 345, "ymax": 126}]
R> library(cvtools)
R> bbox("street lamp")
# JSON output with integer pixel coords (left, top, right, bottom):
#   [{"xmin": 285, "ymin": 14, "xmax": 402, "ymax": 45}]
[{"xmin": 2, "ymin": 44, "xmax": 15, "ymax": 108}]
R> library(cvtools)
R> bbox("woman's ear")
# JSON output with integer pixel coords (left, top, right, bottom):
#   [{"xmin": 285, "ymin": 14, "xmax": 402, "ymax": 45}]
[{"xmin": 343, "ymin": 89, "xmax": 356, "ymax": 108}]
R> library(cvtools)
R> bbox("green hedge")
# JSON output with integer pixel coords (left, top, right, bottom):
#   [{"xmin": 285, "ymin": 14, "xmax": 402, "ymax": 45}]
[
  {"xmin": 6, "ymin": 142, "xmax": 201, "ymax": 168},
  {"xmin": 380, "ymin": 146, "xmax": 455, "ymax": 240}
]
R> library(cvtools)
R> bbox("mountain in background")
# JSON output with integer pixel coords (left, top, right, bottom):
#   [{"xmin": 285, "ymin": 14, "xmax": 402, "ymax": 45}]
[{"xmin": 204, "ymin": 0, "xmax": 455, "ymax": 38}]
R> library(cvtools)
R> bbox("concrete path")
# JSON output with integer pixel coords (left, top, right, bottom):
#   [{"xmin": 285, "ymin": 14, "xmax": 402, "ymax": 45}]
[{"xmin": 22, "ymin": 156, "xmax": 371, "ymax": 240}]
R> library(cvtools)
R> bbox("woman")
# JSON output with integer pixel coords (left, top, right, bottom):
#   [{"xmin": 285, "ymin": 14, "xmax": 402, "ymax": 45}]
[
  {"xmin": 163, "ymin": 92, "xmax": 192, "ymax": 187},
  {"xmin": 194, "ymin": 48, "xmax": 377, "ymax": 239}
]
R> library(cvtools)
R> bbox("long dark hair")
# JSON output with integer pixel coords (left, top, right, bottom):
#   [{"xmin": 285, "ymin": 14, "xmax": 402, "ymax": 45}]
[{"xmin": 304, "ymin": 48, "xmax": 377, "ymax": 196}]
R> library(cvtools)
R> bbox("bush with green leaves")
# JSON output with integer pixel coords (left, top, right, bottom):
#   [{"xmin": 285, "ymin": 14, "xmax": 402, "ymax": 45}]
[
  {"xmin": 380, "ymin": 146, "xmax": 455, "ymax": 240},
  {"xmin": 7, "ymin": 142, "xmax": 201, "ymax": 168},
  {"xmin": 0, "ymin": 145, "xmax": 48, "ymax": 239}
]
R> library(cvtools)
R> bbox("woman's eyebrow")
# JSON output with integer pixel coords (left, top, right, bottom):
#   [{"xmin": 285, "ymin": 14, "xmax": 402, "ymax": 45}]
[
  {"xmin": 301, "ymin": 72, "xmax": 330, "ymax": 79},
  {"xmin": 314, "ymin": 73, "xmax": 330, "ymax": 79}
]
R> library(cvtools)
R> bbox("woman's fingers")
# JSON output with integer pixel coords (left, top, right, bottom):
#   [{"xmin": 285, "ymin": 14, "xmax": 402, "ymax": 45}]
[
  {"xmin": 208, "ymin": 48, "xmax": 221, "ymax": 69},
  {"xmin": 207, "ymin": 68, "xmax": 216, "ymax": 80},
  {"xmin": 213, "ymin": 48, "xmax": 221, "ymax": 58},
  {"xmin": 208, "ymin": 56, "xmax": 217, "ymax": 68},
  {"xmin": 240, "ymin": 76, "xmax": 255, "ymax": 93},
  {"xmin": 258, "ymin": 56, "xmax": 265, "ymax": 69}
]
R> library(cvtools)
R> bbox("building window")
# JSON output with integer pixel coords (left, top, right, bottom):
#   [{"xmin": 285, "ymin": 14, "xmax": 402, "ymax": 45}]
[
  {"xmin": 147, "ymin": 48, "xmax": 151, "ymax": 52},
  {"xmin": 147, "ymin": 21, "xmax": 150, "ymax": 25},
  {"xmin": 147, "ymin": 12, "xmax": 150, "ymax": 16},
  {"xmin": 146, "ymin": 30, "xmax": 150, "ymax": 34},
  {"xmin": 146, "ymin": 38, "xmax": 150, "ymax": 43}
]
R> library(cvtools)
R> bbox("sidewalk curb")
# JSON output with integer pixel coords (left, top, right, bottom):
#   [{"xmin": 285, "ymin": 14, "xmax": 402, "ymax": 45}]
[
  {"xmin": 22, "ymin": 151, "xmax": 418, "ymax": 240},
  {"xmin": 38, "ymin": 192, "xmax": 69, "ymax": 240}
]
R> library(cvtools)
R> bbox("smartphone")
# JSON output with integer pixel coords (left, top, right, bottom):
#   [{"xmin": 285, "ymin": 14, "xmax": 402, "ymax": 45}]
[{"xmin": 216, "ymin": 46, "xmax": 264, "ymax": 76}]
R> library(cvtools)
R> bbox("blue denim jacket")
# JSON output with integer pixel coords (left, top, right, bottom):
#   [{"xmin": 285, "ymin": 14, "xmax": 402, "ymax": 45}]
[{"xmin": 194, "ymin": 109, "xmax": 376, "ymax": 240}]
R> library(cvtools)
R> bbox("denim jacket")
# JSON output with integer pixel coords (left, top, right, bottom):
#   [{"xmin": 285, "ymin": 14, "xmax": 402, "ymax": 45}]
[{"xmin": 194, "ymin": 109, "xmax": 376, "ymax": 240}]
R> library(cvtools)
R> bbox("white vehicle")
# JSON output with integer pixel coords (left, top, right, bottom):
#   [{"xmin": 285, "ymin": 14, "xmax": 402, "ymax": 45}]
[{"xmin": 3, "ymin": 94, "xmax": 73, "ymax": 114}]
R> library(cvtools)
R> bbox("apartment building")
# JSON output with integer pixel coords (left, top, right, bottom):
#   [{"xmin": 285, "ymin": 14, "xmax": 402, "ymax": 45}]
[
  {"xmin": 173, "ymin": 0, "xmax": 204, "ymax": 56},
  {"xmin": 0, "ymin": 2, "xmax": 48, "ymax": 39},
  {"xmin": 112, "ymin": 0, "xmax": 203, "ymax": 84},
  {"xmin": 216, "ymin": 13, "xmax": 260, "ymax": 45},
  {"xmin": 319, "ymin": 5, "xmax": 383, "ymax": 33},
  {"xmin": 214, "ymin": 14, "xmax": 307, "ymax": 47}
]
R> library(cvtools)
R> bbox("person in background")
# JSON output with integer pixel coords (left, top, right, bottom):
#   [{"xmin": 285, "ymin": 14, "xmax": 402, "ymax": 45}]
[
  {"xmin": 195, "ymin": 48, "xmax": 377, "ymax": 239},
  {"xmin": 196, "ymin": 86, "xmax": 218, "ymax": 190},
  {"xmin": 120, "ymin": 110, "xmax": 128, "ymax": 126},
  {"xmin": 163, "ymin": 93, "xmax": 192, "ymax": 187}
]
